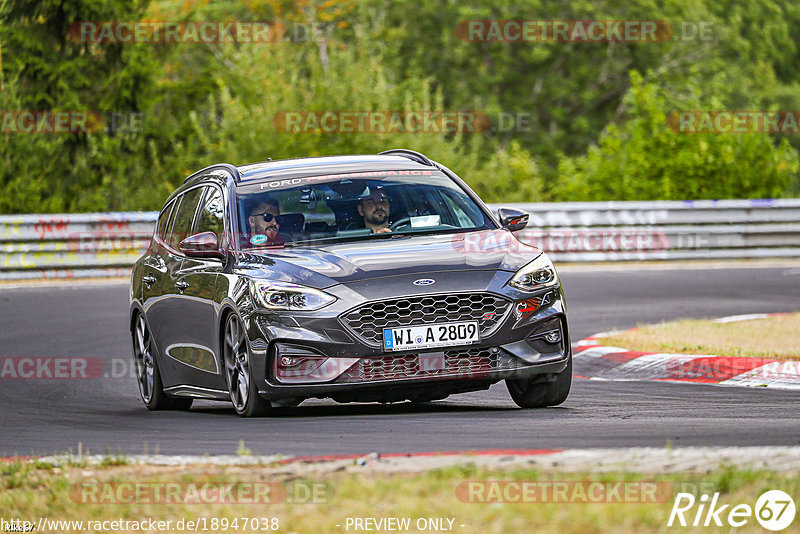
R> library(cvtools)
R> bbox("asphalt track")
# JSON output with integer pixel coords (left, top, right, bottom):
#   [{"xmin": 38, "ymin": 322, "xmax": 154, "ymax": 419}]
[{"xmin": 2, "ymin": 265, "xmax": 799, "ymax": 456}]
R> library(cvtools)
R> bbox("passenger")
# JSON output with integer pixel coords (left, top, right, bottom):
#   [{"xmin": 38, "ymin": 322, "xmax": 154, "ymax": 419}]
[{"xmin": 357, "ymin": 189, "xmax": 392, "ymax": 234}]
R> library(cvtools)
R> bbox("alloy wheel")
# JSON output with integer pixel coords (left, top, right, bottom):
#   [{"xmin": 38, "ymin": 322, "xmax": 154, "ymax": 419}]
[
  {"xmin": 133, "ymin": 315, "xmax": 155, "ymax": 404},
  {"xmin": 223, "ymin": 314, "xmax": 250, "ymax": 411}
]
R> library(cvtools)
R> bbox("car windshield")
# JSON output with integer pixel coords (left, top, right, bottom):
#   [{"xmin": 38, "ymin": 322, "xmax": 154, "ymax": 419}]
[{"xmin": 234, "ymin": 170, "xmax": 495, "ymax": 248}]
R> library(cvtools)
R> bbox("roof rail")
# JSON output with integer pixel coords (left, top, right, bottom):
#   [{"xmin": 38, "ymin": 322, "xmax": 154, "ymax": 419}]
[
  {"xmin": 183, "ymin": 163, "xmax": 242, "ymax": 183},
  {"xmin": 378, "ymin": 149, "xmax": 434, "ymax": 166}
]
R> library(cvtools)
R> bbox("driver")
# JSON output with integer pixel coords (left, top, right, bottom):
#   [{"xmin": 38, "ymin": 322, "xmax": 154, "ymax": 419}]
[
  {"xmin": 357, "ymin": 188, "xmax": 392, "ymax": 234},
  {"xmin": 247, "ymin": 196, "xmax": 282, "ymax": 245}
]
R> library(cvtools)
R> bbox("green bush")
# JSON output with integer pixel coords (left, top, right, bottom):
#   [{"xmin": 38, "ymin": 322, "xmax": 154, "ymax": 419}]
[{"xmin": 554, "ymin": 71, "xmax": 799, "ymax": 200}]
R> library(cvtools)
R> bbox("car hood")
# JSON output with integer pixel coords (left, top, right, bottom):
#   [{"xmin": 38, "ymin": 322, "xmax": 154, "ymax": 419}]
[{"xmin": 233, "ymin": 229, "xmax": 542, "ymax": 288}]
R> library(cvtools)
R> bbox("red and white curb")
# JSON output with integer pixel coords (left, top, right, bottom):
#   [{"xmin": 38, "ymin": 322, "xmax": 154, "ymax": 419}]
[{"xmin": 573, "ymin": 314, "xmax": 800, "ymax": 389}]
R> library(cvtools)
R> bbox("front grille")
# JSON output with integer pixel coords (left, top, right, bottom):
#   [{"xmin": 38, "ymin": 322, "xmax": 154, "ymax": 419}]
[
  {"xmin": 340, "ymin": 293, "xmax": 512, "ymax": 347},
  {"xmin": 335, "ymin": 347, "xmax": 523, "ymax": 383}
]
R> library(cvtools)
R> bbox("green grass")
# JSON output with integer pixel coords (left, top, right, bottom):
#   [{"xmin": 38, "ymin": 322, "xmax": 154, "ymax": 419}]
[
  {"xmin": 1, "ymin": 459, "xmax": 799, "ymax": 533},
  {"xmin": 98, "ymin": 453, "xmax": 129, "ymax": 467}
]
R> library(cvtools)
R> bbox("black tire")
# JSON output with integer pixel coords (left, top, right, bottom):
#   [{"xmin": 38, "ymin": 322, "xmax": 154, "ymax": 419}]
[
  {"xmin": 132, "ymin": 313, "xmax": 193, "ymax": 411},
  {"xmin": 222, "ymin": 313, "xmax": 271, "ymax": 417},
  {"xmin": 506, "ymin": 354, "xmax": 572, "ymax": 408}
]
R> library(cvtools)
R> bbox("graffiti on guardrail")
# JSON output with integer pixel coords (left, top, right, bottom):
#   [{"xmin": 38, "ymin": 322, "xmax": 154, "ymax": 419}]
[
  {"xmin": 34, "ymin": 218, "xmax": 71, "ymax": 239},
  {"xmin": 1, "ymin": 201, "xmax": 799, "ymax": 279}
]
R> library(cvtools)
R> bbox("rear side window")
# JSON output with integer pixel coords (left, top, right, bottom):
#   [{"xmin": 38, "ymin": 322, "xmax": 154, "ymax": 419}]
[
  {"xmin": 168, "ymin": 187, "xmax": 204, "ymax": 249},
  {"xmin": 194, "ymin": 187, "xmax": 225, "ymax": 240},
  {"xmin": 164, "ymin": 197, "xmax": 180, "ymax": 246},
  {"xmin": 156, "ymin": 200, "xmax": 175, "ymax": 240}
]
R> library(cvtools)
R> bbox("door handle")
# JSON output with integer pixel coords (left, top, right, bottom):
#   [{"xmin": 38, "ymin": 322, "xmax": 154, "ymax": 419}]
[
  {"xmin": 175, "ymin": 281, "xmax": 189, "ymax": 291},
  {"xmin": 142, "ymin": 275, "xmax": 156, "ymax": 287}
]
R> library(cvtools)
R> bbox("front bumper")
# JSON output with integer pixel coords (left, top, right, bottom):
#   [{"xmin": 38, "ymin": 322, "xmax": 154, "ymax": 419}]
[{"xmin": 244, "ymin": 271, "xmax": 571, "ymax": 402}]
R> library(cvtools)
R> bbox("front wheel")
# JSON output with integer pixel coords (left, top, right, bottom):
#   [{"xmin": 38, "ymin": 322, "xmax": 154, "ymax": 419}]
[
  {"xmin": 223, "ymin": 313, "xmax": 271, "ymax": 417},
  {"xmin": 132, "ymin": 314, "xmax": 193, "ymax": 411},
  {"xmin": 506, "ymin": 354, "xmax": 572, "ymax": 408}
]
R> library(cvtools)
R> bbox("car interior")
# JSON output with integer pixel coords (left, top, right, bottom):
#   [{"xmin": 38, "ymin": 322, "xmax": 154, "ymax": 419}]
[{"xmin": 237, "ymin": 179, "xmax": 476, "ymax": 248}]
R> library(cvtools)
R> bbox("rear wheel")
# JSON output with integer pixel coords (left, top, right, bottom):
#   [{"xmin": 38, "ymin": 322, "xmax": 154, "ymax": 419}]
[
  {"xmin": 506, "ymin": 354, "xmax": 572, "ymax": 408},
  {"xmin": 132, "ymin": 314, "xmax": 193, "ymax": 411},
  {"xmin": 223, "ymin": 313, "xmax": 271, "ymax": 417}
]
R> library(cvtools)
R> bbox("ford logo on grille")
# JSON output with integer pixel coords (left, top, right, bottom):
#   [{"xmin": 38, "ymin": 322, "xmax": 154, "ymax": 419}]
[{"xmin": 413, "ymin": 278, "xmax": 435, "ymax": 286}]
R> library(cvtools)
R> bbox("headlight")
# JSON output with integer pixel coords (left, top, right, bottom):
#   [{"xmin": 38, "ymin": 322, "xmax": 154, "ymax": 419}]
[
  {"xmin": 507, "ymin": 253, "xmax": 559, "ymax": 292},
  {"xmin": 250, "ymin": 280, "xmax": 337, "ymax": 311}
]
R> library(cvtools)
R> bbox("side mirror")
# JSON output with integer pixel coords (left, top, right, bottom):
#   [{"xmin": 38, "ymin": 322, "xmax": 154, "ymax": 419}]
[
  {"xmin": 497, "ymin": 207, "xmax": 529, "ymax": 232},
  {"xmin": 180, "ymin": 232, "xmax": 226, "ymax": 260}
]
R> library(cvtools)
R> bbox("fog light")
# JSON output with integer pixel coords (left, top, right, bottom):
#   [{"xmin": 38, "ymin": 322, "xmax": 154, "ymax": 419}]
[
  {"xmin": 273, "ymin": 343, "xmax": 360, "ymax": 384},
  {"xmin": 275, "ymin": 355, "xmax": 326, "ymax": 380},
  {"xmin": 544, "ymin": 330, "xmax": 561, "ymax": 344},
  {"xmin": 280, "ymin": 356, "xmax": 300, "ymax": 367}
]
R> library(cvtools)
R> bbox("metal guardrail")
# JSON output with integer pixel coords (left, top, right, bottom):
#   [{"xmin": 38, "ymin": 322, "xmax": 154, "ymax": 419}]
[
  {"xmin": 0, "ymin": 212, "xmax": 156, "ymax": 280},
  {"xmin": 0, "ymin": 199, "xmax": 798, "ymax": 279},
  {"xmin": 494, "ymin": 199, "xmax": 800, "ymax": 262}
]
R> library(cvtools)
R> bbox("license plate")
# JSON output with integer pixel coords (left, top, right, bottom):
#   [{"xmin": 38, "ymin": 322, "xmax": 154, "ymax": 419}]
[{"xmin": 383, "ymin": 321, "xmax": 480, "ymax": 351}]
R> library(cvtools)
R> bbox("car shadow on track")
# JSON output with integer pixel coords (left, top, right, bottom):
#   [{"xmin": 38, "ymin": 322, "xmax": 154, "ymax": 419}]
[{"xmin": 187, "ymin": 400, "xmax": 553, "ymax": 418}]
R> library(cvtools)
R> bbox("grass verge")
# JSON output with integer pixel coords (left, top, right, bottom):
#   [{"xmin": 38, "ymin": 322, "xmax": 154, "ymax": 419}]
[
  {"xmin": 602, "ymin": 313, "xmax": 800, "ymax": 360},
  {"xmin": 2, "ymin": 459, "xmax": 799, "ymax": 533}
]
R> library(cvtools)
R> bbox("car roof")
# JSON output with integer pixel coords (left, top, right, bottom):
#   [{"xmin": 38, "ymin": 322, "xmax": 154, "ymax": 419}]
[
  {"xmin": 237, "ymin": 154, "xmax": 436, "ymax": 183},
  {"xmin": 167, "ymin": 153, "xmax": 444, "ymax": 206}
]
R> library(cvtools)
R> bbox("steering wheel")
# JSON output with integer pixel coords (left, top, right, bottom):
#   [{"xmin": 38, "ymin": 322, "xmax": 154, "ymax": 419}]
[{"xmin": 390, "ymin": 217, "xmax": 412, "ymax": 231}]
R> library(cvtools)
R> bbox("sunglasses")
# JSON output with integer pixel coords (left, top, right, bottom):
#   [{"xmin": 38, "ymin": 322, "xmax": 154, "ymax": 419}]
[{"xmin": 252, "ymin": 212, "xmax": 281, "ymax": 223}]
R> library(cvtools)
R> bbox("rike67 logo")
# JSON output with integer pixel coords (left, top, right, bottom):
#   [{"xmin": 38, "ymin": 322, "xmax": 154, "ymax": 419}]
[{"xmin": 668, "ymin": 490, "xmax": 796, "ymax": 531}]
